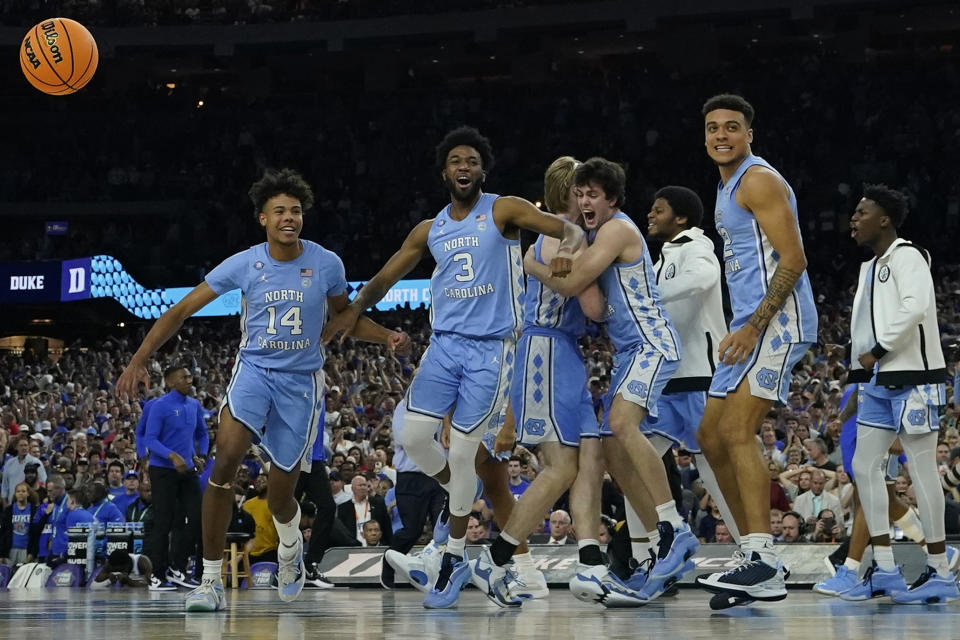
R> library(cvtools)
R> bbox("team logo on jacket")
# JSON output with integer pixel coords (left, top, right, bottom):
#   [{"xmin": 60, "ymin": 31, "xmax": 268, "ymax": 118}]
[
  {"xmin": 665, "ymin": 264, "xmax": 676, "ymax": 279},
  {"xmin": 878, "ymin": 265, "xmax": 890, "ymax": 283}
]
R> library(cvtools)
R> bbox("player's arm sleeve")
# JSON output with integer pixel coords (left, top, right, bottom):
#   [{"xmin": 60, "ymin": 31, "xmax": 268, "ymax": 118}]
[
  {"xmin": 874, "ymin": 250, "xmax": 934, "ymax": 354},
  {"xmin": 204, "ymin": 251, "xmax": 249, "ymax": 295},
  {"xmin": 143, "ymin": 402, "xmax": 174, "ymax": 460},
  {"xmin": 657, "ymin": 250, "xmax": 720, "ymax": 304}
]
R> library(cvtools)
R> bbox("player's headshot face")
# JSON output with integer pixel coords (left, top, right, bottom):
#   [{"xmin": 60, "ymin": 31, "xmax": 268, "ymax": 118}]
[
  {"xmin": 849, "ymin": 197, "xmax": 889, "ymax": 247},
  {"xmin": 259, "ymin": 193, "xmax": 303, "ymax": 246},
  {"xmin": 704, "ymin": 108, "xmax": 753, "ymax": 167},
  {"xmin": 646, "ymin": 197, "xmax": 684, "ymax": 241},
  {"xmin": 574, "ymin": 181, "xmax": 617, "ymax": 230},
  {"xmin": 442, "ymin": 144, "xmax": 485, "ymax": 204}
]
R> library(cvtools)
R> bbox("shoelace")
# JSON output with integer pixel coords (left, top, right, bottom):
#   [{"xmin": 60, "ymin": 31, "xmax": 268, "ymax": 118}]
[
  {"xmin": 718, "ymin": 550, "xmax": 755, "ymax": 577},
  {"xmin": 278, "ymin": 557, "xmax": 301, "ymax": 585},
  {"xmin": 908, "ymin": 566, "xmax": 934, "ymax": 590}
]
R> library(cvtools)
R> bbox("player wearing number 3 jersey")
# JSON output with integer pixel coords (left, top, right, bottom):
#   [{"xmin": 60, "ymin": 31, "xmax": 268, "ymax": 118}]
[{"xmin": 322, "ymin": 127, "xmax": 585, "ymax": 609}]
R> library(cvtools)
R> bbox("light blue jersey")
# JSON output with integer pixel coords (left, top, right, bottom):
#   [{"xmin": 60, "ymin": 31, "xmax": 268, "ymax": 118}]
[
  {"xmin": 715, "ymin": 154, "xmax": 817, "ymax": 343},
  {"xmin": 597, "ymin": 212, "xmax": 680, "ymax": 359},
  {"xmin": 521, "ymin": 235, "xmax": 585, "ymax": 340},
  {"xmin": 427, "ymin": 193, "xmax": 524, "ymax": 339},
  {"xmin": 205, "ymin": 240, "xmax": 347, "ymax": 372}
]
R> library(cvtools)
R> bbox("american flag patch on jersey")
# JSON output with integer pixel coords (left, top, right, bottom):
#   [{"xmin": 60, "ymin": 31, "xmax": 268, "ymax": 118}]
[{"xmin": 300, "ymin": 268, "xmax": 312, "ymax": 277}]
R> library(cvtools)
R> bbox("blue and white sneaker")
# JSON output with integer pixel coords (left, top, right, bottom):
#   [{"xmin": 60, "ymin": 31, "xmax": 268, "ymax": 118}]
[
  {"xmin": 839, "ymin": 563, "xmax": 907, "ymax": 601},
  {"xmin": 639, "ymin": 560, "xmax": 696, "ymax": 601},
  {"xmin": 891, "ymin": 566, "xmax": 960, "ymax": 604},
  {"xmin": 433, "ymin": 515, "xmax": 451, "ymax": 546},
  {"xmin": 568, "ymin": 564, "xmax": 649, "ymax": 608},
  {"xmin": 277, "ymin": 533, "xmax": 306, "ymax": 602},
  {"xmin": 385, "ymin": 541, "xmax": 444, "ymax": 593},
  {"xmin": 696, "ymin": 551, "xmax": 787, "ymax": 605},
  {"xmin": 649, "ymin": 521, "xmax": 700, "ymax": 580},
  {"xmin": 422, "ymin": 553, "xmax": 471, "ymax": 609},
  {"xmin": 814, "ymin": 565, "xmax": 859, "ymax": 596},
  {"xmin": 184, "ymin": 580, "xmax": 225, "ymax": 612},
  {"xmin": 469, "ymin": 547, "xmax": 522, "ymax": 608}
]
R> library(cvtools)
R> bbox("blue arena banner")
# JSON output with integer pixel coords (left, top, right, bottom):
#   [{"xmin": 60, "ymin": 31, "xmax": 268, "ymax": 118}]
[
  {"xmin": 0, "ymin": 261, "xmax": 61, "ymax": 303},
  {"xmin": 2, "ymin": 255, "xmax": 433, "ymax": 318}
]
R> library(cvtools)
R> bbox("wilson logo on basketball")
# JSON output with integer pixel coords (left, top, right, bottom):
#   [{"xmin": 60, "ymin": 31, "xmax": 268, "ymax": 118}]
[{"xmin": 40, "ymin": 20, "xmax": 63, "ymax": 63}]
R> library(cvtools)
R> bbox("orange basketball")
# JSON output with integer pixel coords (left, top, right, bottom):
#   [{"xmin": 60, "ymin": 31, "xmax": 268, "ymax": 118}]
[{"xmin": 20, "ymin": 18, "xmax": 98, "ymax": 95}]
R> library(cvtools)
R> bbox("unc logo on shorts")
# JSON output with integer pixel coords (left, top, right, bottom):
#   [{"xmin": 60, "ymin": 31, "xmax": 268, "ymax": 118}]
[
  {"xmin": 665, "ymin": 264, "xmax": 676, "ymax": 279},
  {"xmin": 907, "ymin": 409, "xmax": 927, "ymax": 426},
  {"xmin": 627, "ymin": 380, "xmax": 648, "ymax": 398},
  {"xmin": 755, "ymin": 368, "xmax": 778, "ymax": 391},
  {"xmin": 878, "ymin": 265, "xmax": 890, "ymax": 283},
  {"xmin": 524, "ymin": 418, "xmax": 546, "ymax": 436}
]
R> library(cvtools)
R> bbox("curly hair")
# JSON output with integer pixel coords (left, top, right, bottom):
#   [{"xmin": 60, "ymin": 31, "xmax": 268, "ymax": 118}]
[
  {"xmin": 435, "ymin": 126, "xmax": 495, "ymax": 173},
  {"xmin": 248, "ymin": 168, "xmax": 315, "ymax": 218}
]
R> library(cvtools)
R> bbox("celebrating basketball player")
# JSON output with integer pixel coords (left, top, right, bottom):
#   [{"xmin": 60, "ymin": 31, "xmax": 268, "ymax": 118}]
[
  {"xmin": 522, "ymin": 157, "xmax": 700, "ymax": 607},
  {"xmin": 692, "ymin": 95, "xmax": 817, "ymax": 609},
  {"xmin": 321, "ymin": 127, "xmax": 585, "ymax": 609},
  {"xmin": 116, "ymin": 169, "xmax": 407, "ymax": 612},
  {"xmin": 468, "ymin": 156, "xmax": 608, "ymax": 606}
]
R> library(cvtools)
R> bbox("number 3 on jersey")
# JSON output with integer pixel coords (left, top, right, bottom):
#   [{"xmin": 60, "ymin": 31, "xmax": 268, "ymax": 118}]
[
  {"xmin": 453, "ymin": 252, "xmax": 475, "ymax": 282},
  {"xmin": 266, "ymin": 306, "xmax": 303, "ymax": 335}
]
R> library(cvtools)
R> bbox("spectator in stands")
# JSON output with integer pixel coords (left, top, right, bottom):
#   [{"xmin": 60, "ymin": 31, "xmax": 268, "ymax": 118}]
[
  {"xmin": 125, "ymin": 475, "xmax": 153, "ymax": 560},
  {"xmin": 48, "ymin": 488, "xmax": 94, "ymax": 566},
  {"xmin": 337, "ymin": 475, "xmax": 391, "ymax": 546},
  {"xmin": 112, "ymin": 471, "xmax": 141, "ymax": 516},
  {"xmin": 1, "ymin": 482, "xmax": 40, "ymax": 565},
  {"xmin": 243, "ymin": 475, "xmax": 278, "ymax": 565},
  {"xmin": 767, "ymin": 461, "xmax": 792, "ymax": 512},
  {"xmin": 105, "ymin": 460, "xmax": 126, "ymax": 499},
  {"xmin": 87, "ymin": 482, "xmax": 125, "ymax": 524},
  {"xmin": 805, "ymin": 437, "xmax": 838, "ymax": 471},
  {"xmin": 810, "ymin": 508, "xmax": 846, "ymax": 544},
  {"xmin": 714, "ymin": 521, "xmax": 734, "ymax": 543},
  {"xmin": 770, "ymin": 509, "xmax": 784, "ymax": 541},
  {"xmin": 361, "ymin": 520, "xmax": 383, "ymax": 548},
  {"xmin": 547, "ymin": 509, "xmax": 574, "ymax": 545},
  {"xmin": 794, "ymin": 469, "xmax": 842, "ymax": 529},
  {"xmin": 507, "ymin": 456, "xmax": 530, "ymax": 499},
  {"xmin": 329, "ymin": 471, "xmax": 350, "ymax": 506},
  {"xmin": 2, "ymin": 436, "xmax": 47, "ymax": 506},
  {"xmin": 780, "ymin": 511, "xmax": 807, "ymax": 543},
  {"xmin": 31, "ymin": 475, "xmax": 67, "ymax": 564},
  {"xmin": 466, "ymin": 513, "xmax": 491, "ymax": 544}
]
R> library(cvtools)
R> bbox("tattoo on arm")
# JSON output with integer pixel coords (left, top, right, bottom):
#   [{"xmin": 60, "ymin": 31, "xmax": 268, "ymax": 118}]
[{"xmin": 748, "ymin": 266, "xmax": 802, "ymax": 331}]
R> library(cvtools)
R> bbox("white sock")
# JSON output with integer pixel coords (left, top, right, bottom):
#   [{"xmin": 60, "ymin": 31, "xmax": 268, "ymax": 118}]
[
  {"xmin": 655, "ymin": 501, "xmax": 684, "ymax": 529},
  {"xmin": 929, "ymin": 552, "xmax": 949, "ymax": 577},
  {"xmin": 274, "ymin": 504, "xmax": 302, "ymax": 561},
  {"xmin": 843, "ymin": 557, "xmax": 861, "ymax": 572},
  {"xmin": 446, "ymin": 535, "xmax": 466, "ymax": 559},
  {"xmin": 512, "ymin": 552, "xmax": 535, "ymax": 570},
  {"xmin": 202, "ymin": 559, "xmax": 223, "ymax": 584},
  {"xmin": 500, "ymin": 531, "xmax": 520, "ymax": 546},
  {"xmin": 743, "ymin": 533, "xmax": 777, "ymax": 566},
  {"xmin": 894, "ymin": 511, "xmax": 925, "ymax": 544},
  {"xmin": 648, "ymin": 528, "xmax": 661, "ymax": 552},
  {"xmin": 873, "ymin": 545, "xmax": 895, "ymax": 571},
  {"xmin": 631, "ymin": 539, "xmax": 651, "ymax": 560}
]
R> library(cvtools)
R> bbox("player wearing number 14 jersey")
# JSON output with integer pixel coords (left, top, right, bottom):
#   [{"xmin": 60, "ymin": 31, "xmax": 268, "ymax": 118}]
[{"xmin": 117, "ymin": 169, "xmax": 406, "ymax": 613}]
